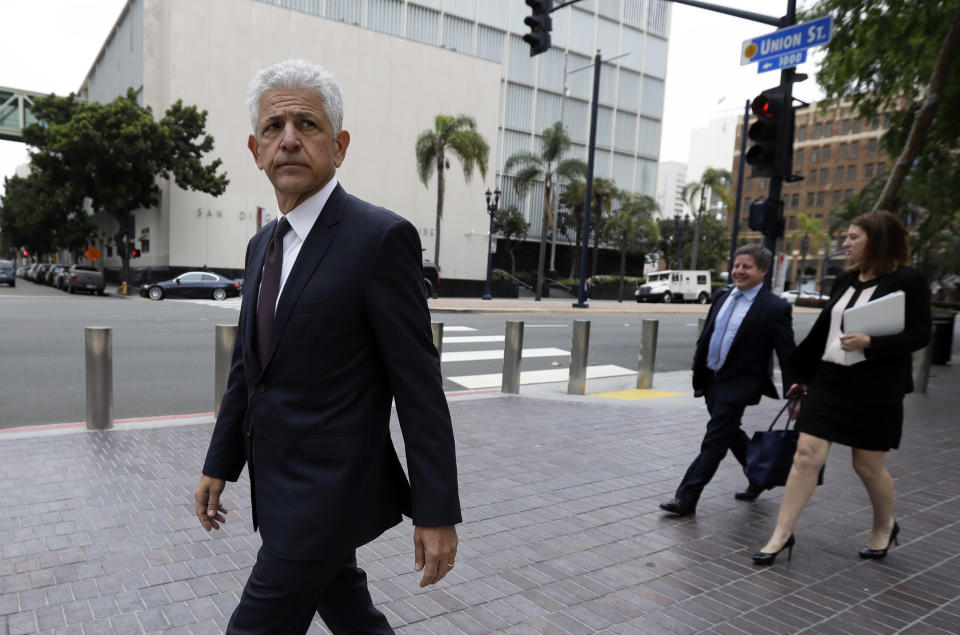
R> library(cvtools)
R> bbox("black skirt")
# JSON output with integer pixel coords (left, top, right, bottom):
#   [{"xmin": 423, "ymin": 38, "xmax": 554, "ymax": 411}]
[{"xmin": 795, "ymin": 362, "xmax": 904, "ymax": 451}]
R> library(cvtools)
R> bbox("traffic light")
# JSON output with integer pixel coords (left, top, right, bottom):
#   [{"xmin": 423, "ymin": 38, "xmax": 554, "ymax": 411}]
[
  {"xmin": 130, "ymin": 248, "xmax": 141, "ymax": 258},
  {"xmin": 748, "ymin": 198, "xmax": 784, "ymax": 237},
  {"xmin": 22, "ymin": 250, "xmax": 28, "ymax": 258},
  {"xmin": 523, "ymin": 0, "xmax": 553, "ymax": 57},
  {"xmin": 745, "ymin": 87, "xmax": 794, "ymax": 178}
]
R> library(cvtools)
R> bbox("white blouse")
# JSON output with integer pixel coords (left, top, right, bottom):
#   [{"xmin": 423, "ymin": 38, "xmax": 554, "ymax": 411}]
[{"xmin": 821, "ymin": 283, "xmax": 878, "ymax": 365}]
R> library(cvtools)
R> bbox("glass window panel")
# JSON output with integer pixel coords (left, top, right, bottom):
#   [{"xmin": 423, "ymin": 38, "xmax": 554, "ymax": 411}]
[
  {"xmin": 549, "ymin": 8, "xmax": 569, "ymax": 49},
  {"xmin": 637, "ymin": 117, "xmax": 660, "ymax": 157},
  {"xmin": 537, "ymin": 49, "xmax": 565, "ymax": 93},
  {"xmin": 614, "ymin": 111, "xmax": 636, "ymax": 152},
  {"xmin": 499, "ymin": 175, "xmax": 526, "ymax": 216},
  {"xmin": 535, "ymin": 91, "xmax": 563, "ymax": 133},
  {"xmin": 836, "ymin": 166, "xmax": 844, "ymax": 181},
  {"xmin": 624, "ymin": 0, "xmax": 644, "ymax": 28},
  {"xmin": 634, "ymin": 158, "xmax": 657, "ymax": 196},
  {"xmin": 621, "ymin": 27, "xmax": 644, "ymax": 71},
  {"xmin": 505, "ymin": 83, "xmax": 534, "ymax": 130},
  {"xmin": 476, "ymin": 0, "xmax": 508, "ymax": 29},
  {"xmin": 599, "ymin": 63, "xmax": 617, "ymax": 105},
  {"xmin": 413, "ymin": 0, "xmax": 441, "ymax": 9},
  {"xmin": 282, "ymin": 0, "xmax": 323, "ymax": 16},
  {"xmin": 443, "ymin": 15, "xmax": 473, "ymax": 53},
  {"xmin": 527, "ymin": 181, "xmax": 547, "ymax": 237},
  {"xmin": 612, "ymin": 152, "xmax": 634, "ymax": 190},
  {"xmin": 566, "ymin": 53, "xmax": 593, "ymax": 100},
  {"xmin": 819, "ymin": 168, "xmax": 828, "ymax": 183},
  {"xmin": 822, "ymin": 145, "xmax": 830, "ymax": 161},
  {"xmin": 617, "ymin": 68, "xmax": 640, "ymax": 112},
  {"xmin": 407, "ymin": 4, "xmax": 440, "ymax": 45},
  {"xmin": 596, "ymin": 106, "xmax": 613, "ymax": 147},
  {"xmin": 644, "ymin": 36, "xmax": 667, "ymax": 78},
  {"xmin": 569, "ymin": 9, "xmax": 594, "ymax": 54},
  {"xmin": 326, "ymin": 0, "xmax": 362, "ymax": 22},
  {"xmin": 477, "ymin": 26, "xmax": 505, "ymax": 63},
  {"xmin": 369, "ymin": 0, "xmax": 403, "ymax": 35},
  {"xmin": 502, "ymin": 131, "xmax": 533, "ymax": 169},
  {"xmin": 850, "ymin": 141, "xmax": 858, "ymax": 157},
  {"xmin": 598, "ymin": 18, "xmax": 619, "ymax": 52},
  {"xmin": 562, "ymin": 98, "xmax": 589, "ymax": 144},
  {"xmin": 640, "ymin": 75, "xmax": 664, "ymax": 117},
  {"xmin": 508, "ymin": 35, "xmax": 535, "ymax": 84},
  {"xmin": 443, "ymin": 0, "xmax": 475, "ymax": 19},
  {"xmin": 647, "ymin": 0, "xmax": 668, "ymax": 37},
  {"xmin": 599, "ymin": 0, "xmax": 621, "ymax": 19}
]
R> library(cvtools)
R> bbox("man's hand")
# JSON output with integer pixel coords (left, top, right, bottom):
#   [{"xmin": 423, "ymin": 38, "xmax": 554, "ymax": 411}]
[
  {"xmin": 194, "ymin": 475, "xmax": 228, "ymax": 531},
  {"xmin": 786, "ymin": 383, "xmax": 807, "ymax": 419},
  {"xmin": 412, "ymin": 525, "xmax": 458, "ymax": 588},
  {"xmin": 840, "ymin": 332, "xmax": 871, "ymax": 352}
]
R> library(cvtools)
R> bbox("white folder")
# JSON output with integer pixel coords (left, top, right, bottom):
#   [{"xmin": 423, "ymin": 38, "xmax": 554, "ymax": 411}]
[{"xmin": 842, "ymin": 290, "xmax": 905, "ymax": 364}]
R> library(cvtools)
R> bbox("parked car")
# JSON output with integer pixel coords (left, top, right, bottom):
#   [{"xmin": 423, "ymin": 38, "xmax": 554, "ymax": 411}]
[
  {"xmin": 64, "ymin": 265, "xmax": 106, "ymax": 295},
  {"xmin": 635, "ymin": 270, "xmax": 712, "ymax": 304},
  {"xmin": 46, "ymin": 265, "xmax": 68, "ymax": 287},
  {"xmin": 422, "ymin": 260, "xmax": 439, "ymax": 299},
  {"xmin": 31, "ymin": 263, "xmax": 52, "ymax": 284},
  {"xmin": 780, "ymin": 289, "xmax": 826, "ymax": 305},
  {"xmin": 140, "ymin": 271, "xmax": 241, "ymax": 301},
  {"xmin": 0, "ymin": 260, "xmax": 14, "ymax": 287}
]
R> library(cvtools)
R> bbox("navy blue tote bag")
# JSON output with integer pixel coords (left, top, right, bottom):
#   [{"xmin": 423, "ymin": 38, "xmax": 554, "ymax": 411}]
[{"xmin": 746, "ymin": 398, "xmax": 824, "ymax": 489}]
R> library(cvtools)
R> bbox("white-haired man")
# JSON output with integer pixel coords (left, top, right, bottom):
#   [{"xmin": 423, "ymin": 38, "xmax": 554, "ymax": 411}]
[{"xmin": 194, "ymin": 59, "xmax": 460, "ymax": 634}]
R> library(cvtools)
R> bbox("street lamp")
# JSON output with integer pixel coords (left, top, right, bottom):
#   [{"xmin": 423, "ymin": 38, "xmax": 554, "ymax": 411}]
[
  {"xmin": 482, "ymin": 187, "xmax": 501, "ymax": 301},
  {"xmin": 674, "ymin": 213, "xmax": 690, "ymax": 269}
]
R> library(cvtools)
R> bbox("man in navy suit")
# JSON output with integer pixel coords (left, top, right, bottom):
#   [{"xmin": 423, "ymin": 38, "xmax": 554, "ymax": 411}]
[
  {"xmin": 660, "ymin": 244, "xmax": 795, "ymax": 517},
  {"xmin": 193, "ymin": 59, "xmax": 461, "ymax": 634}
]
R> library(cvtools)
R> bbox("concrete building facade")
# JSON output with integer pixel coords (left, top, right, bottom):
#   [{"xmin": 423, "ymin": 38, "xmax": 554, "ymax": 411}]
[
  {"xmin": 730, "ymin": 98, "xmax": 891, "ymax": 290},
  {"xmin": 80, "ymin": 0, "xmax": 670, "ymax": 282},
  {"xmin": 654, "ymin": 160, "xmax": 687, "ymax": 221}
]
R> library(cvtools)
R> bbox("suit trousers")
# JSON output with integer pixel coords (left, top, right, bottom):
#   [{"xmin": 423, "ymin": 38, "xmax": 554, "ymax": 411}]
[
  {"xmin": 675, "ymin": 376, "xmax": 750, "ymax": 506},
  {"xmin": 227, "ymin": 546, "xmax": 393, "ymax": 634}
]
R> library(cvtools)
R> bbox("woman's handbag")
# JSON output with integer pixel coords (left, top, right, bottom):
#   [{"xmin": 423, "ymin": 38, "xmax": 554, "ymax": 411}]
[{"xmin": 745, "ymin": 398, "xmax": 824, "ymax": 489}]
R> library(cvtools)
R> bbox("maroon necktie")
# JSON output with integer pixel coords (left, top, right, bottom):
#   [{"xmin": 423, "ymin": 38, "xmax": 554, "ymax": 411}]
[{"xmin": 257, "ymin": 217, "xmax": 291, "ymax": 367}]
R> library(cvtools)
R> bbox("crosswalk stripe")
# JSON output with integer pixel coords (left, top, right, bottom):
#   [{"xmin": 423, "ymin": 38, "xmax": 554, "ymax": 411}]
[
  {"xmin": 441, "ymin": 347, "xmax": 568, "ymax": 363},
  {"xmin": 442, "ymin": 326, "xmax": 476, "ymax": 332},
  {"xmin": 448, "ymin": 364, "xmax": 634, "ymax": 389},
  {"xmin": 444, "ymin": 335, "xmax": 505, "ymax": 344}
]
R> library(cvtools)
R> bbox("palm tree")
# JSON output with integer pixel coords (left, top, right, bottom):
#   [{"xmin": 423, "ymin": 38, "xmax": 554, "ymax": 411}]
[
  {"xmin": 682, "ymin": 167, "xmax": 733, "ymax": 270},
  {"xmin": 588, "ymin": 177, "xmax": 621, "ymax": 276},
  {"xmin": 602, "ymin": 194, "xmax": 660, "ymax": 302},
  {"xmin": 415, "ymin": 114, "xmax": 489, "ymax": 269},
  {"xmin": 788, "ymin": 213, "xmax": 830, "ymax": 291},
  {"xmin": 504, "ymin": 121, "xmax": 586, "ymax": 300},
  {"xmin": 560, "ymin": 178, "xmax": 587, "ymax": 277}
]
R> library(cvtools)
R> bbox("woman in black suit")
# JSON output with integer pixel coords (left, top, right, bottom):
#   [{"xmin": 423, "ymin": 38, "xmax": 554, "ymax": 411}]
[{"xmin": 753, "ymin": 210, "xmax": 931, "ymax": 565}]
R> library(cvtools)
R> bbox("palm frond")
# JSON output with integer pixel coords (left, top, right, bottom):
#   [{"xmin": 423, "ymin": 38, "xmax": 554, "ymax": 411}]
[
  {"xmin": 512, "ymin": 165, "xmax": 542, "ymax": 195},
  {"xmin": 415, "ymin": 130, "xmax": 438, "ymax": 187},
  {"xmin": 504, "ymin": 151, "xmax": 541, "ymax": 174}
]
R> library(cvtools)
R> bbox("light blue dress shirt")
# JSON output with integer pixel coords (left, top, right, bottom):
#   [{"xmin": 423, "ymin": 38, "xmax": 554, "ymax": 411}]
[{"xmin": 706, "ymin": 283, "xmax": 762, "ymax": 371}]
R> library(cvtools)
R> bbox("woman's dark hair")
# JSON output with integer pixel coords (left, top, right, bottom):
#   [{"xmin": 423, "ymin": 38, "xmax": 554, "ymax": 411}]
[{"xmin": 847, "ymin": 210, "xmax": 910, "ymax": 275}]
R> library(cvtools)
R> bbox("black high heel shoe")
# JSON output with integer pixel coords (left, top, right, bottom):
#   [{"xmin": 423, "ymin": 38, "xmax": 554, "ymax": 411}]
[
  {"xmin": 859, "ymin": 521, "xmax": 899, "ymax": 559},
  {"xmin": 752, "ymin": 534, "xmax": 795, "ymax": 566}
]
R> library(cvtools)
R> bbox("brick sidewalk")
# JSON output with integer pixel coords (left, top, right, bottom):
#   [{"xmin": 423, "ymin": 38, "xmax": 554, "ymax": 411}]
[{"xmin": 1, "ymin": 364, "xmax": 958, "ymax": 634}]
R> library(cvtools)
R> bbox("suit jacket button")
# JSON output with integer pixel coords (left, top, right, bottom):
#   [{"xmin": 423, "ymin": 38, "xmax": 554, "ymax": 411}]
[{"xmin": 255, "ymin": 383, "xmax": 266, "ymax": 393}]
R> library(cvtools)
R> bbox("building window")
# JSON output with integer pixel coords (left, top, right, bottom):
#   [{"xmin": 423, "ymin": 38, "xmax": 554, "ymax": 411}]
[
  {"xmin": 745, "ymin": 178, "xmax": 752, "ymax": 191},
  {"xmin": 795, "ymin": 148, "xmax": 804, "ymax": 165},
  {"xmin": 814, "ymin": 123, "xmax": 822, "ymax": 138},
  {"xmin": 791, "ymin": 193, "xmax": 799, "ymax": 208},
  {"xmin": 842, "ymin": 118, "xmax": 851, "ymax": 134},
  {"xmin": 797, "ymin": 125, "xmax": 807, "ymax": 141},
  {"xmin": 833, "ymin": 190, "xmax": 842, "ymax": 206},
  {"xmin": 865, "ymin": 163, "xmax": 874, "ymax": 178},
  {"xmin": 853, "ymin": 119, "xmax": 862, "ymax": 133},
  {"xmin": 868, "ymin": 138, "xmax": 877, "ymax": 155},
  {"xmin": 883, "ymin": 113, "xmax": 892, "ymax": 128},
  {"xmin": 850, "ymin": 140, "xmax": 859, "ymax": 157},
  {"xmin": 806, "ymin": 192, "xmax": 815, "ymax": 207},
  {"xmin": 848, "ymin": 164, "xmax": 857, "ymax": 179},
  {"xmin": 836, "ymin": 166, "xmax": 844, "ymax": 181},
  {"xmin": 825, "ymin": 121, "xmax": 834, "ymax": 137},
  {"xmin": 788, "ymin": 216, "xmax": 796, "ymax": 230},
  {"xmin": 808, "ymin": 169, "xmax": 817, "ymax": 184},
  {"xmin": 838, "ymin": 143, "xmax": 847, "ymax": 159},
  {"xmin": 760, "ymin": 178, "xmax": 768, "ymax": 189},
  {"xmin": 141, "ymin": 238, "xmax": 150, "ymax": 254},
  {"xmin": 878, "ymin": 162, "xmax": 886, "ymax": 175},
  {"xmin": 844, "ymin": 189, "xmax": 853, "ymax": 200},
  {"xmin": 870, "ymin": 116, "xmax": 880, "ymax": 130},
  {"xmin": 819, "ymin": 168, "xmax": 828, "ymax": 183},
  {"xmin": 822, "ymin": 145, "xmax": 831, "ymax": 161},
  {"xmin": 817, "ymin": 191, "xmax": 826, "ymax": 207},
  {"xmin": 811, "ymin": 147, "xmax": 820, "ymax": 162}
]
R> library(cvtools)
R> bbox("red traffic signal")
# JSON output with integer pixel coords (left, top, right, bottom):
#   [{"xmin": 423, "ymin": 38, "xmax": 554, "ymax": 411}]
[
  {"xmin": 745, "ymin": 87, "xmax": 793, "ymax": 178},
  {"xmin": 22, "ymin": 250, "xmax": 29, "ymax": 257}
]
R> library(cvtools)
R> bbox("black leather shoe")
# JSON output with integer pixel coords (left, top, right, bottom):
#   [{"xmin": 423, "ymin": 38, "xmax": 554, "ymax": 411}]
[
  {"xmin": 752, "ymin": 534, "xmax": 795, "ymax": 566},
  {"xmin": 859, "ymin": 521, "xmax": 899, "ymax": 559},
  {"xmin": 734, "ymin": 482, "xmax": 764, "ymax": 501},
  {"xmin": 659, "ymin": 498, "xmax": 696, "ymax": 516}
]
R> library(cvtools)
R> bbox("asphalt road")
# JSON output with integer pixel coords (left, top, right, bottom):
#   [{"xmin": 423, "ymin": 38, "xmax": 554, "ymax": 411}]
[{"xmin": 2, "ymin": 281, "xmax": 953, "ymax": 428}]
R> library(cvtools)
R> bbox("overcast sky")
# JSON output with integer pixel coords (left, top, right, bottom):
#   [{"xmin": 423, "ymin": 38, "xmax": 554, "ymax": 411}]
[{"xmin": 0, "ymin": 0, "xmax": 823, "ymax": 196}]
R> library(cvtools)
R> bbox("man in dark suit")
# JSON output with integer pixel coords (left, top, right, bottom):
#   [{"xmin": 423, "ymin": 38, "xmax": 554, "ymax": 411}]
[
  {"xmin": 193, "ymin": 59, "xmax": 461, "ymax": 634},
  {"xmin": 659, "ymin": 244, "xmax": 795, "ymax": 516}
]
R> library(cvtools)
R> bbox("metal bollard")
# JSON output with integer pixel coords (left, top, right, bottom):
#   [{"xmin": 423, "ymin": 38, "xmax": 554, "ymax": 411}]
[
  {"xmin": 431, "ymin": 322, "xmax": 443, "ymax": 356},
  {"xmin": 85, "ymin": 327, "xmax": 113, "ymax": 430},
  {"xmin": 697, "ymin": 317, "xmax": 707, "ymax": 338},
  {"xmin": 567, "ymin": 320, "xmax": 591, "ymax": 395},
  {"xmin": 913, "ymin": 325, "xmax": 936, "ymax": 394},
  {"xmin": 215, "ymin": 324, "xmax": 238, "ymax": 415},
  {"xmin": 502, "ymin": 320, "xmax": 524, "ymax": 394},
  {"xmin": 636, "ymin": 319, "xmax": 659, "ymax": 389}
]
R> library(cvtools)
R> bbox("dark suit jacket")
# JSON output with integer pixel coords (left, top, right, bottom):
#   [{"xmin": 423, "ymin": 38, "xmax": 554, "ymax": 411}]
[
  {"xmin": 692, "ymin": 285, "xmax": 796, "ymax": 406},
  {"xmin": 202, "ymin": 184, "xmax": 461, "ymax": 560},
  {"xmin": 789, "ymin": 266, "xmax": 931, "ymax": 400}
]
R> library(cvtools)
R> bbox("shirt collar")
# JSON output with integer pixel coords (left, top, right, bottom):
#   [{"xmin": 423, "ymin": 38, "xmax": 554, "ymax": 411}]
[
  {"xmin": 735, "ymin": 282, "xmax": 763, "ymax": 302},
  {"xmin": 277, "ymin": 177, "xmax": 338, "ymax": 242}
]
